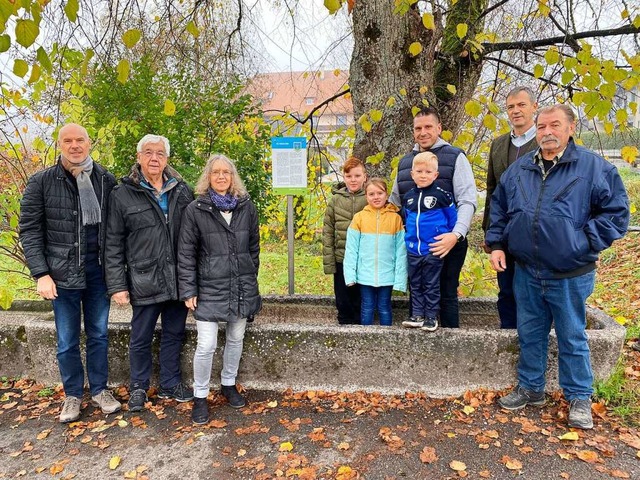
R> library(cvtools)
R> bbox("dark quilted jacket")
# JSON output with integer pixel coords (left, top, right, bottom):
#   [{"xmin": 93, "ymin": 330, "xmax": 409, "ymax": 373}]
[
  {"xmin": 177, "ymin": 194, "xmax": 261, "ymax": 322},
  {"xmin": 104, "ymin": 165, "xmax": 193, "ymax": 305},
  {"xmin": 19, "ymin": 160, "xmax": 116, "ymax": 289}
]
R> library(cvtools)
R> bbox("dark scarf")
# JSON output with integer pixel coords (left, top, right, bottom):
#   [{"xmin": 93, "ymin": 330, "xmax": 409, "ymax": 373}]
[
  {"xmin": 61, "ymin": 155, "xmax": 101, "ymax": 225},
  {"xmin": 208, "ymin": 188, "xmax": 238, "ymax": 212}
]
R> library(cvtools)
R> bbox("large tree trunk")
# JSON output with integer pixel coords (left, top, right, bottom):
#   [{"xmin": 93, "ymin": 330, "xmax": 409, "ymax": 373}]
[{"xmin": 350, "ymin": 0, "xmax": 487, "ymax": 177}]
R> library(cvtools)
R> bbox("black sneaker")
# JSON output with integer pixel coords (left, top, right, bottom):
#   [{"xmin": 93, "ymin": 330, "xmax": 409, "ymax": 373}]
[
  {"xmin": 221, "ymin": 384, "xmax": 246, "ymax": 408},
  {"xmin": 568, "ymin": 398, "xmax": 593, "ymax": 429},
  {"xmin": 191, "ymin": 397, "xmax": 209, "ymax": 425},
  {"xmin": 128, "ymin": 388, "xmax": 147, "ymax": 412},
  {"xmin": 402, "ymin": 316, "xmax": 424, "ymax": 328},
  {"xmin": 421, "ymin": 317, "xmax": 438, "ymax": 332},
  {"xmin": 158, "ymin": 383, "xmax": 194, "ymax": 402},
  {"xmin": 497, "ymin": 385, "xmax": 545, "ymax": 410}
]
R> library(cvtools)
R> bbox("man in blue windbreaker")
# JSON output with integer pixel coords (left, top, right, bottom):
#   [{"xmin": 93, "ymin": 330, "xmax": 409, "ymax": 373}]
[{"xmin": 486, "ymin": 104, "xmax": 629, "ymax": 430}]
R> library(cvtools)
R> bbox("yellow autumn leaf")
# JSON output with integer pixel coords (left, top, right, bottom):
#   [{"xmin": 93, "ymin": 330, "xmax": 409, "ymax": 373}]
[
  {"xmin": 118, "ymin": 420, "xmax": 128, "ymax": 428},
  {"xmin": 386, "ymin": 96, "xmax": 396, "ymax": 108},
  {"xmin": 462, "ymin": 405, "xmax": 475, "ymax": 415},
  {"xmin": 447, "ymin": 84, "xmax": 457, "ymax": 95},
  {"xmin": 450, "ymin": 460, "xmax": 467, "ymax": 471},
  {"xmin": 36, "ymin": 429, "xmax": 51, "ymax": 440},
  {"xmin": 164, "ymin": 99, "xmax": 176, "ymax": 116},
  {"xmin": 124, "ymin": 471, "xmax": 137, "ymax": 479},
  {"xmin": 267, "ymin": 400, "xmax": 278, "ymax": 408},
  {"xmin": 558, "ymin": 431, "xmax": 579, "ymax": 441},
  {"xmin": 464, "ymin": 100, "xmax": 482, "ymax": 117},
  {"xmin": 422, "ymin": 13, "xmax": 435, "ymax": 30},
  {"xmin": 399, "ymin": 88, "xmax": 407, "ymax": 96},
  {"xmin": 324, "ymin": 0, "xmax": 342, "ymax": 15},
  {"xmin": 370, "ymin": 109, "xmax": 383, "ymax": 122},
  {"xmin": 603, "ymin": 121, "xmax": 614, "ymax": 135},
  {"xmin": 279, "ymin": 441, "xmax": 294, "ymax": 452},
  {"xmin": 109, "ymin": 456, "xmax": 121, "ymax": 470},
  {"xmin": 614, "ymin": 316, "xmax": 627, "ymax": 325},
  {"xmin": 621, "ymin": 145, "xmax": 639, "ymax": 163},
  {"xmin": 630, "ymin": 203, "xmax": 636, "ymax": 214},
  {"xmin": 533, "ymin": 64, "xmax": 544, "ymax": 78},
  {"xmin": 408, "ymin": 42, "xmax": 423, "ymax": 57},
  {"xmin": 456, "ymin": 23, "xmax": 468, "ymax": 39}
]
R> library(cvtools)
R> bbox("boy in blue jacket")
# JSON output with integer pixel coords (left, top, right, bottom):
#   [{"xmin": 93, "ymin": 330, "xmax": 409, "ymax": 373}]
[{"xmin": 402, "ymin": 152, "xmax": 457, "ymax": 331}]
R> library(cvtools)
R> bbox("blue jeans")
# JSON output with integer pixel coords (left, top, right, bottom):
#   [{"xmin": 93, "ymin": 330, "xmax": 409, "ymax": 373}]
[
  {"xmin": 129, "ymin": 300, "xmax": 188, "ymax": 390},
  {"xmin": 52, "ymin": 255, "xmax": 110, "ymax": 398},
  {"xmin": 514, "ymin": 265, "xmax": 595, "ymax": 400},
  {"xmin": 497, "ymin": 251, "xmax": 517, "ymax": 329},
  {"xmin": 360, "ymin": 285, "xmax": 393, "ymax": 326},
  {"xmin": 193, "ymin": 319, "xmax": 247, "ymax": 398}
]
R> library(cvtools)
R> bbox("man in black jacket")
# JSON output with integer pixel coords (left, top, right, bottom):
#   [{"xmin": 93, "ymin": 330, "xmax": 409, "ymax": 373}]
[
  {"xmin": 19, "ymin": 123, "xmax": 121, "ymax": 423},
  {"xmin": 105, "ymin": 134, "xmax": 194, "ymax": 412}
]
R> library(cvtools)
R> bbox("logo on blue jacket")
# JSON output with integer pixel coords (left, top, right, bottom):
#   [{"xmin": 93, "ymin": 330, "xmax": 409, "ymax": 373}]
[{"xmin": 423, "ymin": 196, "xmax": 437, "ymax": 209}]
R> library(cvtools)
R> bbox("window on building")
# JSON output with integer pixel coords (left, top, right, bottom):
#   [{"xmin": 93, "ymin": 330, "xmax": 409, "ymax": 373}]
[
  {"xmin": 336, "ymin": 115, "xmax": 348, "ymax": 126},
  {"xmin": 305, "ymin": 97, "xmax": 315, "ymax": 105}
]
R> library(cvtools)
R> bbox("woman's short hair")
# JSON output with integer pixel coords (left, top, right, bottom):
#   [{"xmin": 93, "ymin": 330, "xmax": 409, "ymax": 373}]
[{"xmin": 195, "ymin": 154, "xmax": 248, "ymax": 197}]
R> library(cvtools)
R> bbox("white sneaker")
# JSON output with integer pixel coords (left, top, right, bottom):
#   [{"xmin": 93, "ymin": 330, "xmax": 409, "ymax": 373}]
[
  {"xmin": 402, "ymin": 316, "xmax": 424, "ymax": 328},
  {"xmin": 59, "ymin": 396, "xmax": 82, "ymax": 423},
  {"xmin": 91, "ymin": 390, "xmax": 122, "ymax": 414}
]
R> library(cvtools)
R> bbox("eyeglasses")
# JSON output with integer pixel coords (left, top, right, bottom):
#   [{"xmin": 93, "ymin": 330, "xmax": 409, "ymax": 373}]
[
  {"xmin": 142, "ymin": 150, "xmax": 167, "ymax": 159},
  {"xmin": 211, "ymin": 170, "xmax": 232, "ymax": 178}
]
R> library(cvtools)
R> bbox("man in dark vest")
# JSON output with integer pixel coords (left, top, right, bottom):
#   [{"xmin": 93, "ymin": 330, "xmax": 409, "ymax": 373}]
[
  {"xmin": 390, "ymin": 107, "xmax": 477, "ymax": 328},
  {"xmin": 482, "ymin": 86, "xmax": 538, "ymax": 329}
]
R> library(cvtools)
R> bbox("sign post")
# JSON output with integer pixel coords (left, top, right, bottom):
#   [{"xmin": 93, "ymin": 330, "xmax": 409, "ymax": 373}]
[{"xmin": 271, "ymin": 137, "xmax": 308, "ymax": 295}]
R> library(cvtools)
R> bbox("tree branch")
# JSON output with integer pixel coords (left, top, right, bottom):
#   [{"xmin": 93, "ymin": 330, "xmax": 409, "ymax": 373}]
[
  {"xmin": 477, "ymin": 0, "xmax": 511, "ymax": 22},
  {"xmin": 262, "ymin": 88, "xmax": 351, "ymax": 125},
  {"xmin": 482, "ymin": 23, "xmax": 639, "ymax": 54},
  {"xmin": 484, "ymin": 56, "xmax": 567, "ymax": 91}
]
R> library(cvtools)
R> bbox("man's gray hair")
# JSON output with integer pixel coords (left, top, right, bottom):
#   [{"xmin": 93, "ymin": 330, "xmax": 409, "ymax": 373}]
[
  {"xmin": 537, "ymin": 104, "xmax": 576, "ymax": 124},
  {"xmin": 506, "ymin": 86, "xmax": 537, "ymax": 104},
  {"xmin": 137, "ymin": 134, "xmax": 170, "ymax": 157}
]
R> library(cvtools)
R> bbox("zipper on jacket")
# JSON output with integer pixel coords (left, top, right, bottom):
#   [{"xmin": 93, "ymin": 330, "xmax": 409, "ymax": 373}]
[
  {"xmin": 416, "ymin": 191, "xmax": 422, "ymax": 254},
  {"xmin": 532, "ymin": 181, "xmax": 546, "ymax": 277},
  {"xmin": 553, "ymin": 177, "xmax": 580, "ymax": 202},
  {"xmin": 76, "ymin": 196, "xmax": 81, "ymax": 268},
  {"xmin": 375, "ymin": 209, "xmax": 380, "ymax": 285},
  {"xmin": 516, "ymin": 177, "xmax": 530, "ymax": 204},
  {"xmin": 98, "ymin": 174, "xmax": 104, "ymax": 266}
]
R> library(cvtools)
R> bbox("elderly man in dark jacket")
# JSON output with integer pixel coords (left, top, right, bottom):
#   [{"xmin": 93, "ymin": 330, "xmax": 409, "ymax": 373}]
[
  {"xmin": 105, "ymin": 134, "xmax": 194, "ymax": 412},
  {"xmin": 19, "ymin": 123, "xmax": 121, "ymax": 423},
  {"xmin": 486, "ymin": 105, "xmax": 629, "ymax": 430}
]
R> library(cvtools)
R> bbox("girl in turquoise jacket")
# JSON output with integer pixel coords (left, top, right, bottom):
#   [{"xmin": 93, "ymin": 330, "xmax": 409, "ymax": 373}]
[{"xmin": 344, "ymin": 178, "xmax": 407, "ymax": 326}]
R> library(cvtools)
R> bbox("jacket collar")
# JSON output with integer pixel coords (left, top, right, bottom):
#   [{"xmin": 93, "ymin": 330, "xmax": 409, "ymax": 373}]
[{"xmin": 523, "ymin": 138, "xmax": 578, "ymax": 171}]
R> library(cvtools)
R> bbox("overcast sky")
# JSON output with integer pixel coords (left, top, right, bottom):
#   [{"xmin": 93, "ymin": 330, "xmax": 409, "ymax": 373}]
[{"xmin": 246, "ymin": 0, "xmax": 353, "ymax": 73}]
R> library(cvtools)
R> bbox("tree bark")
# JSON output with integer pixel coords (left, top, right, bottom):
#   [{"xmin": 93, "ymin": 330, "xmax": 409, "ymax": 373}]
[{"xmin": 350, "ymin": 0, "xmax": 487, "ymax": 177}]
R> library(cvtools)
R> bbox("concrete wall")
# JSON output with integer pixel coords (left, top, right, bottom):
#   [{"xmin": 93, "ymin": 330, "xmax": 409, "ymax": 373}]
[{"xmin": 0, "ymin": 296, "xmax": 626, "ymax": 397}]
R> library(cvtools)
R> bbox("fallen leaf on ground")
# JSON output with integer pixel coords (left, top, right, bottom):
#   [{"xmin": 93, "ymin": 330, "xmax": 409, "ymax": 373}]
[
  {"xmin": 449, "ymin": 460, "xmax": 467, "ymax": 471},
  {"xmin": 501, "ymin": 455, "xmax": 523, "ymax": 470},
  {"xmin": 109, "ymin": 456, "xmax": 121, "ymax": 470},
  {"xmin": 576, "ymin": 449, "xmax": 601, "ymax": 464},
  {"xmin": 559, "ymin": 432, "xmax": 579, "ymax": 441},
  {"xmin": 419, "ymin": 446, "xmax": 437, "ymax": 464},
  {"xmin": 279, "ymin": 441, "xmax": 293, "ymax": 452}
]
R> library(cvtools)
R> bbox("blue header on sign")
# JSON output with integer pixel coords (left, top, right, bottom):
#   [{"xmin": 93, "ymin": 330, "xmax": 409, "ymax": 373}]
[{"xmin": 271, "ymin": 137, "xmax": 307, "ymax": 149}]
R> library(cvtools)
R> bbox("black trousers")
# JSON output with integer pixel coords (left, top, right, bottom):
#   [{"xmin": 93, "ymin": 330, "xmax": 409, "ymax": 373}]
[{"xmin": 333, "ymin": 262, "xmax": 361, "ymax": 324}]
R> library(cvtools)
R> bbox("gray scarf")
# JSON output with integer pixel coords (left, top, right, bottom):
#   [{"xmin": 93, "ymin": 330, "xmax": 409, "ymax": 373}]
[{"xmin": 61, "ymin": 155, "xmax": 101, "ymax": 225}]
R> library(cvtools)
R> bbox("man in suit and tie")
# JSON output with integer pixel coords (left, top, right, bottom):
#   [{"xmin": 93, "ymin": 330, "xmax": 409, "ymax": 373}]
[{"xmin": 482, "ymin": 86, "xmax": 538, "ymax": 329}]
